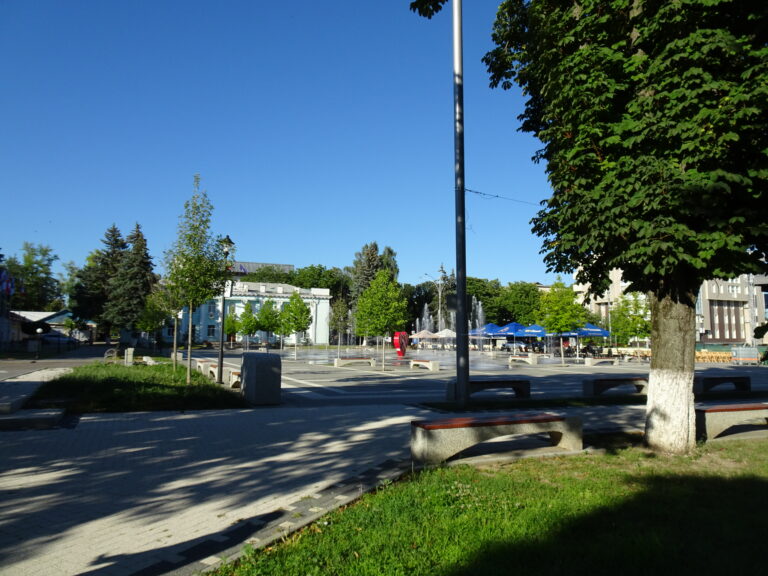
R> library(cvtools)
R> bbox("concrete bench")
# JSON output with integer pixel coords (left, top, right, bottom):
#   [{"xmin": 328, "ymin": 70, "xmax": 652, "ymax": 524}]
[
  {"xmin": 195, "ymin": 359, "xmax": 213, "ymax": 373},
  {"xmin": 227, "ymin": 369, "xmax": 241, "ymax": 389},
  {"xmin": 333, "ymin": 357, "xmax": 376, "ymax": 368},
  {"xmin": 410, "ymin": 359, "xmax": 440, "ymax": 372},
  {"xmin": 583, "ymin": 377, "xmax": 648, "ymax": 396},
  {"xmin": 469, "ymin": 379, "xmax": 531, "ymax": 398},
  {"xmin": 411, "ymin": 413, "xmax": 583, "ymax": 464},
  {"xmin": 508, "ymin": 354, "xmax": 543, "ymax": 366},
  {"xmin": 693, "ymin": 376, "xmax": 751, "ymax": 395},
  {"xmin": 584, "ymin": 357, "xmax": 618, "ymax": 367},
  {"xmin": 695, "ymin": 403, "xmax": 768, "ymax": 440},
  {"xmin": 207, "ymin": 363, "xmax": 219, "ymax": 380}
]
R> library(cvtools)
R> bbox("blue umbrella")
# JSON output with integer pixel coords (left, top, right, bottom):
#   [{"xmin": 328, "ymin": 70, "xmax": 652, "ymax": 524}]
[
  {"xmin": 577, "ymin": 323, "xmax": 610, "ymax": 337},
  {"xmin": 515, "ymin": 324, "xmax": 547, "ymax": 337},
  {"xmin": 496, "ymin": 322, "xmax": 524, "ymax": 336}
]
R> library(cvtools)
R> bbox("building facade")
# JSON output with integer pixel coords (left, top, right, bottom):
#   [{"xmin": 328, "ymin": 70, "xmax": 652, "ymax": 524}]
[
  {"xmin": 574, "ymin": 270, "xmax": 767, "ymax": 345},
  {"xmin": 178, "ymin": 281, "xmax": 331, "ymax": 346}
]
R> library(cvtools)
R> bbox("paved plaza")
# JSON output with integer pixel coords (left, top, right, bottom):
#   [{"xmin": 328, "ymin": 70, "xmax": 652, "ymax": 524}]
[{"xmin": 1, "ymin": 347, "xmax": 766, "ymax": 575}]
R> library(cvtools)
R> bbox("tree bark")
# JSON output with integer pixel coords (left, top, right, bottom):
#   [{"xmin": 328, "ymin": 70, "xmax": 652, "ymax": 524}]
[
  {"xmin": 644, "ymin": 291, "xmax": 697, "ymax": 453},
  {"xmin": 186, "ymin": 303, "xmax": 193, "ymax": 385}
]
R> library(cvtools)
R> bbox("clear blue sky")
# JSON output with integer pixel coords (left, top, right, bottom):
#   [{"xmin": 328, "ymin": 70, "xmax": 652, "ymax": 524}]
[{"xmin": 1, "ymin": 0, "xmax": 558, "ymax": 287}]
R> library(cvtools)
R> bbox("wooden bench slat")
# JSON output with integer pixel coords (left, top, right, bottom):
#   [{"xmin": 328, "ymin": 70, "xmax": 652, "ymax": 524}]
[{"xmin": 413, "ymin": 413, "xmax": 563, "ymax": 431}]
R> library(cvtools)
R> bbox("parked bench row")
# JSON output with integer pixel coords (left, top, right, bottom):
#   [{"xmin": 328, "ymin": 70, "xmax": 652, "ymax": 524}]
[
  {"xmin": 193, "ymin": 358, "xmax": 241, "ymax": 388},
  {"xmin": 582, "ymin": 375, "xmax": 753, "ymax": 397}
]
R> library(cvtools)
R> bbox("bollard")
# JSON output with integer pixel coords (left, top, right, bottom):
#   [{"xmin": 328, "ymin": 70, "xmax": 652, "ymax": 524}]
[{"xmin": 241, "ymin": 352, "xmax": 282, "ymax": 405}]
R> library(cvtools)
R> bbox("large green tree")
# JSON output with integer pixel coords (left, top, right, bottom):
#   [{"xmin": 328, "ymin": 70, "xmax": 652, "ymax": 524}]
[
  {"xmin": 5, "ymin": 243, "xmax": 61, "ymax": 311},
  {"xmin": 611, "ymin": 293, "xmax": 652, "ymax": 347},
  {"xmin": 70, "ymin": 225, "xmax": 128, "ymax": 338},
  {"xmin": 413, "ymin": 0, "xmax": 768, "ymax": 453},
  {"xmin": 347, "ymin": 242, "xmax": 399, "ymax": 304},
  {"xmin": 166, "ymin": 175, "xmax": 231, "ymax": 383},
  {"xmin": 495, "ymin": 281, "xmax": 541, "ymax": 326},
  {"xmin": 102, "ymin": 223, "xmax": 155, "ymax": 335}
]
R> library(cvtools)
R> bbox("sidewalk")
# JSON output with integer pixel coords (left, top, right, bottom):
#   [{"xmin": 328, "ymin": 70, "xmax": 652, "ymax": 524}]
[
  {"xmin": 4, "ymin": 353, "xmax": 755, "ymax": 575},
  {"xmin": 0, "ymin": 393, "xmax": 421, "ymax": 576}
]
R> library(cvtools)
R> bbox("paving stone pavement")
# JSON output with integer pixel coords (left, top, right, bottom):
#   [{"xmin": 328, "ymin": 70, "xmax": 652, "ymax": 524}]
[{"xmin": 1, "ymin": 351, "xmax": 765, "ymax": 576}]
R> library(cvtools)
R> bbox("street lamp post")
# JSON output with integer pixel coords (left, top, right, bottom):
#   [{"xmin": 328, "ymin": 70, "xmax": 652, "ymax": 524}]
[
  {"xmin": 425, "ymin": 268, "xmax": 445, "ymax": 332},
  {"xmin": 35, "ymin": 327, "xmax": 43, "ymax": 360},
  {"xmin": 216, "ymin": 235, "xmax": 235, "ymax": 384}
]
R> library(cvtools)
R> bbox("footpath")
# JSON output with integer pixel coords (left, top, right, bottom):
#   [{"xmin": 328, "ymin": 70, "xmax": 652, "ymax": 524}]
[{"xmin": 3, "ymin": 348, "xmax": 745, "ymax": 575}]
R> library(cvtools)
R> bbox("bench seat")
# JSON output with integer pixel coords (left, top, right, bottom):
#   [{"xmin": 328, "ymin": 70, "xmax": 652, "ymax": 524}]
[
  {"xmin": 695, "ymin": 403, "xmax": 768, "ymax": 440},
  {"xmin": 411, "ymin": 413, "xmax": 582, "ymax": 464},
  {"xmin": 469, "ymin": 379, "xmax": 531, "ymax": 398},
  {"xmin": 583, "ymin": 377, "xmax": 648, "ymax": 396},
  {"xmin": 693, "ymin": 376, "xmax": 751, "ymax": 395},
  {"xmin": 409, "ymin": 359, "xmax": 440, "ymax": 371},
  {"xmin": 333, "ymin": 357, "xmax": 376, "ymax": 368}
]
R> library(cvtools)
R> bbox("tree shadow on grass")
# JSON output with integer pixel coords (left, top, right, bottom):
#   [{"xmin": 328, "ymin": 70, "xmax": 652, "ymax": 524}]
[{"xmin": 442, "ymin": 474, "xmax": 768, "ymax": 575}]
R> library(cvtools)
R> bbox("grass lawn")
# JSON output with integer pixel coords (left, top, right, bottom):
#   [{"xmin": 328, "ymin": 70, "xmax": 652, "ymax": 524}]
[
  {"xmin": 30, "ymin": 362, "xmax": 249, "ymax": 412},
  {"xmin": 212, "ymin": 436, "xmax": 768, "ymax": 575}
]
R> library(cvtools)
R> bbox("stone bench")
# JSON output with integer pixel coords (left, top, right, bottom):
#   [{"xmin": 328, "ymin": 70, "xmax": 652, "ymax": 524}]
[
  {"xmin": 469, "ymin": 379, "xmax": 531, "ymax": 399},
  {"xmin": 693, "ymin": 376, "xmax": 751, "ymax": 395},
  {"xmin": 508, "ymin": 354, "xmax": 543, "ymax": 366},
  {"xmin": 333, "ymin": 357, "xmax": 376, "ymax": 368},
  {"xmin": 409, "ymin": 359, "xmax": 440, "ymax": 372},
  {"xmin": 411, "ymin": 413, "xmax": 583, "ymax": 464},
  {"xmin": 695, "ymin": 403, "xmax": 768, "ymax": 440},
  {"xmin": 584, "ymin": 357, "xmax": 618, "ymax": 367},
  {"xmin": 583, "ymin": 377, "xmax": 648, "ymax": 396},
  {"xmin": 227, "ymin": 369, "xmax": 241, "ymax": 389},
  {"xmin": 195, "ymin": 359, "xmax": 213, "ymax": 373}
]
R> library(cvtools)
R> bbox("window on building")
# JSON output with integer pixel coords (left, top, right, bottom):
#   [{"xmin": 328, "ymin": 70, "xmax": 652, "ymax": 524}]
[{"xmin": 207, "ymin": 325, "xmax": 216, "ymax": 338}]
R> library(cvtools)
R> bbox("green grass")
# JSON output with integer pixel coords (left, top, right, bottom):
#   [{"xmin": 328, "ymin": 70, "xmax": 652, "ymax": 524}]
[
  {"xmin": 212, "ymin": 437, "xmax": 768, "ymax": 575},
  {"xmin": 30, "ymin": 362, "xmax": 249, "ymax": 412}
]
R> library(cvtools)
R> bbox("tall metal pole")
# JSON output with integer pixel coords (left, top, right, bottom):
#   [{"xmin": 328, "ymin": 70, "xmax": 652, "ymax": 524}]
[{"xmin": 451, "ymin": 0, "xmax": 469, "ymax": 406}]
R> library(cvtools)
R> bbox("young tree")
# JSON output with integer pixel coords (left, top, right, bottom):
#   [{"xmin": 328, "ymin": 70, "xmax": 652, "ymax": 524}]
[
  {"xmin": 355, "ymin": 270, "xmax": 409, "ymax": 368},
  {"xmin": 166, "ymin": 175, "xmax": 231, "ymax": 383},
  {"xmin": 136, "ymin": 287, "xmax": 173, "ymax": 351},
  {"xmin": 281, "ymin": 291, "xmax": 313, "ymax": 360},
  {"xmin": 239, "ymin": 301, "xmax": 259, "ymax": 350},
  {"xmin": 102, "ymin": 223, "xmax": 155, "ymax": 336},
  {"xmin": 413, "ymin": 0, "xmax": 768, "ymax": 453},
  {"xmin": 538, "ymin": 278, "xmax": 587, "ymax": 365},
  {"xmin": 256, "ymin": 300, "xmax": 281, "ymax": 351},
  {"xmin": 329, "ymin": 297, "xmax": 350, "ymax": 356},
  {"xmin": 224, "ymin": 305, "xmax": 239, "ymax": 345}
]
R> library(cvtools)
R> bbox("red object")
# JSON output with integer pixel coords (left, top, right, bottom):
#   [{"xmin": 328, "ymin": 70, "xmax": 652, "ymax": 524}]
[{"xmin": 393, "ymin": 331, "xmax": 408, "ymax": 357}]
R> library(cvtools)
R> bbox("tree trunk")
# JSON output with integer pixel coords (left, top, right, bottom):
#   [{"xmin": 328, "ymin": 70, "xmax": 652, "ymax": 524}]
[
  {"xmin": 645, "ymin": 291, "xmax": 697, "ymax": 454},
  {"xmin": 186, "ymin": 303, "xmax": 193, "ymax": 385},
  {"xmin": 172, "ymin": 316, "xmax": 178, "ymax": 371}
]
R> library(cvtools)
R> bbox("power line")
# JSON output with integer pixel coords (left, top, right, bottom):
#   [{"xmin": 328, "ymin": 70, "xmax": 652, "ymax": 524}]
[{"xmin": 465, "ymin": 187, "xmax": 542, "ymax": 207}]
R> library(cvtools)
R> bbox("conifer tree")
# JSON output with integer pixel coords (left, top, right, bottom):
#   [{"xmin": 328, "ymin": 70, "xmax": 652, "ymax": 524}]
[{"xmin": 103, "ymin": 223, "xmax": 155, "ymax": 334}]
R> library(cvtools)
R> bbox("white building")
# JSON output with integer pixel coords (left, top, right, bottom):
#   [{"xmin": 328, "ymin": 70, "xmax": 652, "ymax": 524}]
[{"xmin": 178, "ymin": 281, "xmax": 331, "ymax": 345}]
